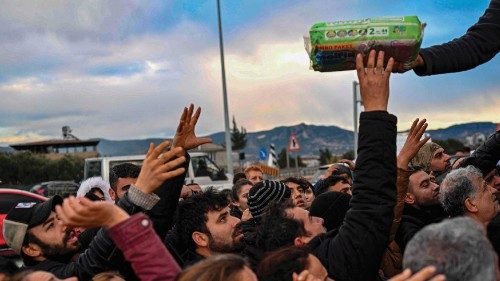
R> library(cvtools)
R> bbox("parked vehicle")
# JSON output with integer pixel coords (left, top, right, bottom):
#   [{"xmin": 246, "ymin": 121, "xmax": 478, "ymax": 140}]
[
  {"xmin": 0, "ymin": 189, "xmax": 46, "ymax": 257},
  {"xmin": 30, "ymin": 181, "xmax": 79, "ymax": 197},
  {"xmin": 84, "ymin": 152, "xmax": 233, "ymax": 190}
]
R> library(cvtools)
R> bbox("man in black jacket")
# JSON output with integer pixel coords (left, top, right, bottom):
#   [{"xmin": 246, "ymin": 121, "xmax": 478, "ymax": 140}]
[
  {"xmin": 396, "ymin": 0, "xmax": 500, "ymax": 75},
  {"xmin": 252, "ymin": 50, "xmax": 398, "ymax": 281},
  {"xmin": 394, "ymin": 169, "xmax": 446, "ymax": 253}
]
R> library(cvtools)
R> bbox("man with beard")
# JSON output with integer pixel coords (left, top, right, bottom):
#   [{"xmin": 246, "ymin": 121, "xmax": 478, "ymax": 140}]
[
  {"xmin": 395, "ymin": 169, "xmax": 445, "ymax": 253},
  {"xmin": 2, "ymin": 139, "xmax": 187, "ymax": 279},
  {"xmin": 409, "ymin": 142, "xmax": 451, "ymax": 184},
  {"xmin": 3, "ymin": 196, "xmax": 80, "ymax": 267},
  {"xmin": 171, "ymin": 188, "xmax": 244, "ymax": 267}
]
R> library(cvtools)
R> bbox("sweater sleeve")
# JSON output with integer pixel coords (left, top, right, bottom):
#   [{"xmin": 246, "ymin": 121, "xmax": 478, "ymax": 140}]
[
  {"xmin": 414, "ymin": 0, "xmax": 500, "ymax": 76},
  {"xmin": 108, "ymin": 213, "xmax": 181, "ymax": 281},
  {"xmin": 314, "ymin": 111, "xmax": 397, "ymax": 281}
]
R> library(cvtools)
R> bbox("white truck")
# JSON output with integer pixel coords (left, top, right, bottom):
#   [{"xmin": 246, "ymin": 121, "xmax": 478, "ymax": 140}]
[{"xmin": 83, "ymin": 152, "xmax": 233, "ymax": 190}]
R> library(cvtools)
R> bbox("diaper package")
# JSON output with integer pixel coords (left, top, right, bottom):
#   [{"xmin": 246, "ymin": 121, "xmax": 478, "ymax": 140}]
[{"xmin": 305, "ymin": 16, "xmax": 425, "ymax": 72}]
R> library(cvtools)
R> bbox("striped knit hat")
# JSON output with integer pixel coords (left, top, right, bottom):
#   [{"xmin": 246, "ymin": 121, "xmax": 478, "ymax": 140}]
[{"xmin": 248, "ymin": 180, "xmax": 291, "ymax": 220}]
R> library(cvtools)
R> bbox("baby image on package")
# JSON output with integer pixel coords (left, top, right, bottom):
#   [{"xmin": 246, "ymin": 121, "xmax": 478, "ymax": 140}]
[{"xmin": 305, "ymin": 16, "xmax": 425, "ymax": 72}]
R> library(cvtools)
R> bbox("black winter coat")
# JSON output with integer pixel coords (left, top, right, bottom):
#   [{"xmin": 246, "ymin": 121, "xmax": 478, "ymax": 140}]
[
  {"xmin": 415, "ymin": 0, "xmax": 500, "ymax": 76},
  {"xmin": 308, "ymin": 111, "xmax": 397, "ymax": 281}
]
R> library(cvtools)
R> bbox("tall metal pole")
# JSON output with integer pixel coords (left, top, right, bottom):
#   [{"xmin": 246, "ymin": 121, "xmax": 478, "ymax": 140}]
[
  {"xmin": 352, "ymin": 81, "xmax": 359, "ymax": 160},
  {"xmin": 217, "ymin": 0, "xmax": 233, "ymax": 174}
]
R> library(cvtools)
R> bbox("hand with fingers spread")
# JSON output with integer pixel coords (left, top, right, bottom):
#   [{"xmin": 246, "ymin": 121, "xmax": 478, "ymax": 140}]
[
  {"xmin": 134, "ymin": 140, "xmax": 187, "ymax": 194},
  {"xmin": 292, "ymin": 270, "xmax": 322, "ymax": 281},
  {"xmin": 356, "ymin": 49, "xmax": 394, "ymax": 112},
  {"xmin": 172, "ymin": 104, "xmax": 212, "ymax": 150},
  {"xmin": 397, "ymin": 118, "xmax": 431, "ymax": 170},
  {"xmin": 56, "ymin": 196, "xmax": 130, "ymax": 229},
  {"xmin": 389, "ymin": 266, "xmax": 446, "ymax": 281}
]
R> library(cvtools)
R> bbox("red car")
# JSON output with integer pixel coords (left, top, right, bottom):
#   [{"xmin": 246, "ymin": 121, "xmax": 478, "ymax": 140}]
[{"xmin": 0, "ymin": 189, "xmax": 46, "ymax": 257}]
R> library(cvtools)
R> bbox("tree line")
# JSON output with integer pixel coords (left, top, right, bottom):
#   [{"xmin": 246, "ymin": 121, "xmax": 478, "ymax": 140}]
[{"xmin": 0, "ymin": 152, "xmax": 84, "ymax": 186}]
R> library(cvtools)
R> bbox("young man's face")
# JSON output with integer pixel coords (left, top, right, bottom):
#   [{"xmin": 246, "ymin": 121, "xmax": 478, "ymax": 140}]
[
  {"xmin": 204, "ymin": 206, "xmax": 243, "ymax": 253},
  {"xmin": 430, "ymin": 148, "xmax": 451, "ymax": 172},
  {"xmin": 285, "ymin": 182, "xmax": 306, "ymax": 208},
  {"xmin": 408, "ymin": 171, "xmax": 440, "ymax": 207},
  {"xmin": 236, "ymin": 184, "xmax": 252, "ymax": 211},
  {"xmin": 304, "ymin": 187, "xmax": 315, "ymax": 209},
  {"xmin": 485, "ymin": 167, "xmax": 500, "ymax": 194},
  {"xmin": 246, "ymin": 170, "xmax": 263, "ymax": 185},
  {"xmin": 286, "ymin": 207, "xmax": 326, "ymax": 243},
  {"xmin": 114, "ymin": 177, "xmax": 136, "ymax": 199},
  {"xmin": 470, "ymin": 176, "xmax": 499, "ymax": 223},
  {"xmin": 328, "ymin": 177, "xmax": 352, "ymax": 195},
  {"xmin": 26, "ymin": 211, "xmax": 80, "ymax": 260}
]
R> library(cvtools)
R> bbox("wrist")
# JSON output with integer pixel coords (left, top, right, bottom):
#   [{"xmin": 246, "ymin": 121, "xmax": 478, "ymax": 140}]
[
  {"xmin": 104, "ymin": 208, "xmax": 130, "ymax": 228},
  {"xmin": 134, "ymin": 179, "xmax": 153, "ymax": 194}
]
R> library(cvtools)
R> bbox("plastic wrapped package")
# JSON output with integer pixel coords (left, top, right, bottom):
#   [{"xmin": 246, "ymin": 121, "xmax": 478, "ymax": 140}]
[{"xmin": 305, "ymin": 16, "xmax": 425, "ymax": 72}]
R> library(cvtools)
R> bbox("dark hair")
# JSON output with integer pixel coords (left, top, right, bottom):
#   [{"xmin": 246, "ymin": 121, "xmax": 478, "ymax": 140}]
[
  {"xmin": 177, "ymin": 254, "xmax": 249, "ymax": 281},
  {"xmin": 281, "ymin": 177, "xmax": 313, "ymax": 191},
  {"xmin": 255, "ymin": 200, "xmax": 307, "ymax": 252},
  {"xmin": 315, "ymin": 175, "xmax": 346, "ymax": 196},
  {"xmin": 257, "ymin": 246, "xmax": 311, "ymax": 281},
  {"xmin": 175, "ymin": 188, "xmax": 230, "ymax": 251},
  {"xmin": 220, "ymin": 189, "xmax": 233, "ymax": 203},
  {"xmin": 109, "ymin": 163, "xmax": 140, "ymax": 190},
  {"xmin": 232, "ymin": 179, "xmax": 253, "ymax": 201},
  {"xmin": 233, "ymin": 172, "xmax": 247, "ymax": 184}
]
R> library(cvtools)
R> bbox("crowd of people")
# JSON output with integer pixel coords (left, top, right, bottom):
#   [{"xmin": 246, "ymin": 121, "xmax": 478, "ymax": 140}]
[{"xmin": 0, "ymin": 1, "xmax": 499, "ymax": 280}]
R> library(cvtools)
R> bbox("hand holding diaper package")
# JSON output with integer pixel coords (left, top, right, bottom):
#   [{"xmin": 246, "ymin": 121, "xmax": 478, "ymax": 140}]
[{"xmin": 305, "ymin": 16, "xmax": 425, "ymax": 72}]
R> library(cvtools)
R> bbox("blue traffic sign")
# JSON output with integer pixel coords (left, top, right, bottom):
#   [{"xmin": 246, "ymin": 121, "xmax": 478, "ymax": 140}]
[{"xmin": 259, "ymin": 147, "xmax": 267, "ymax": 161}]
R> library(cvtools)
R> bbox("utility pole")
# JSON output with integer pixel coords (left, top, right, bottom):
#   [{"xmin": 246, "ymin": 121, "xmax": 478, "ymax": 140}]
[
  {"xmin": 352, "ymin": 81, "xmax": 362, "ymax": 160},
  {"xmin": 216, "ymin": 0, "xmax": 233, "ymax": 175}
]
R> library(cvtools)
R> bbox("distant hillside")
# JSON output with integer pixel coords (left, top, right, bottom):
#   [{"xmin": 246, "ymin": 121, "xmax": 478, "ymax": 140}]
[
  {"xmin": 1, "ymin": 122, "xmax": 497, "ymax": 158},
  {"xmin": 210, "ymin": 123, "xmax": 353, "ymax": 160},
  {"xmin": 426, "ymin": 122, "xmax": 497, "ymax": 141}
]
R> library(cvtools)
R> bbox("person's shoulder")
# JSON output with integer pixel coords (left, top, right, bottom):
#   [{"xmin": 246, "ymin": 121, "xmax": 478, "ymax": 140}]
[{"xmin": 24, "ymin": 259, "xmax": 69, "ymax": 272}]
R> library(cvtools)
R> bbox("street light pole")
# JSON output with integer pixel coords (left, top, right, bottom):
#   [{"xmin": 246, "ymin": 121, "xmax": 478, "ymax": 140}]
[
  {"xmin": 352, "ymin": 81, "xmax": 361, "ymax": 160},
  {"xmin": 216, "ymin": 0, "xmax": 233, "ymax": 175}
]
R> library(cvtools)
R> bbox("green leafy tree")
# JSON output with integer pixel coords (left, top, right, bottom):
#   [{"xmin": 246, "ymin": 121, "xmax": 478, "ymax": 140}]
[
  {"xmin": 231, "ymin": 116, "xmax": 247, "ymax": 151},
  {"xmin": 341, "ymin": 149, "xmax": 355, "ymax": 160},
  {"xmin": 277, "ymin": 148, "xmax": 305, "ymax": 168},
  {"xmin": 0, "ymin": 152, "xmax": 84, "ymax": 185},
  {"xmin": 319, "ymin": 148, "xmax": 333, "ymax": 165}
]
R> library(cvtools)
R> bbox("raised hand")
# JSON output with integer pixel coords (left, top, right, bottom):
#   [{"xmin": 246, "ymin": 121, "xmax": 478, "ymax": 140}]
[
  {"xmin": 389, "ymin": 266, "xmax": 446, "ymax": 281},
  {"xmin": 172, "ymin": 104, "xmax": 212, "ymax": 150},
  {"xmin": 321, "ymin": 165, "xmax": 339, "ymax": 180},
  {"xmin": 134, "ymin": 140, "xmax": 186, "ymax": 194},
  {"xmin": 397, "ymin": 118, "xmax": 431, "ymax": 170},
  {"xmin": 56, "ymin": 196, "xmax": 129, "ymax": 229},
  {"xmin": 339, "ymin": 159, "xmax": 356, "ymax": 171},
  {"xmin": 356, "ymin": 50, "xmax": 394, "ymax": 112}
]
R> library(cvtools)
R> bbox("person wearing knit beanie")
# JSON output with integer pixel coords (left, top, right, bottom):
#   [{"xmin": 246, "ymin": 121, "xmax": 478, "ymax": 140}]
[
  {"xmin": 248, "ymin": 180, "xmax": 291, "ymax": 220},
  {"xmin": 309, "ymin": 192, "xmax": 351, "ymax": 232},
  {"xmin": 409, "ymin": 142, "xmax": 450, "ymax": 172}
]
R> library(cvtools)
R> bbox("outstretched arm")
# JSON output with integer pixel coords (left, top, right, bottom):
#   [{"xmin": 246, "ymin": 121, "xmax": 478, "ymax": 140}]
[
  {"xmin": 313, "ymin": 50, "xmax": 398, "ymax": 281},
  {"xmin": 57, "ymin": 197, "xmax": 181, "ymax": 281}
]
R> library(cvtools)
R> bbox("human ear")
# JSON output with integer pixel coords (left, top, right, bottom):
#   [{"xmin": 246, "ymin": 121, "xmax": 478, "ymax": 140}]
[{"xmin": 192, "ymin": 231, "xmax": 209, "ymax": 247}]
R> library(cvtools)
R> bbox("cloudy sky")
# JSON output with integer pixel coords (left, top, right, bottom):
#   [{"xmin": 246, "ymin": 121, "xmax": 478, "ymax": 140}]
[{"xmin": 0, "ymin": 0, "xmax": 498, "ymax": 146}]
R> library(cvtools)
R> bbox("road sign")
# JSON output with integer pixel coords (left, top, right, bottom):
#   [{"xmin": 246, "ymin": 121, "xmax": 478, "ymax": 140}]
[
  {"xmin": 288, "ymin": 134, "xmax": 301, "ymax": 152},
  {"xmin": 259, "ymin": 147, "xmax": 267, "ymax": 161}
]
